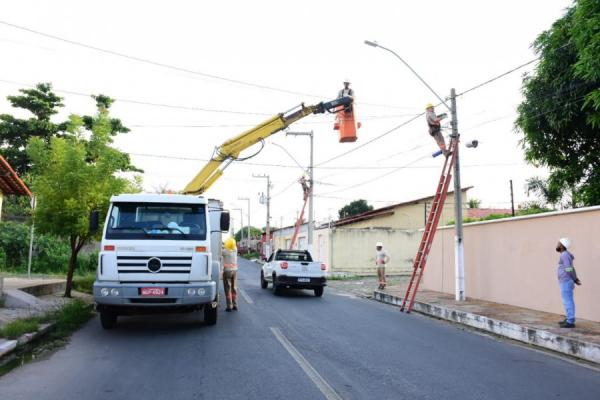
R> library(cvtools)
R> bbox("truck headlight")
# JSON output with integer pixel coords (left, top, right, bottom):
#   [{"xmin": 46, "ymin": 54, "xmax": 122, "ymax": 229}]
[
  {"xmin": 197, "ymin": 288, "xmax": 206, "ymax": 296},
  {"xmin": 110, "ymin": 288, "xmax": 120, "ymax": 296},
  {"xmin": 100, "ymin": 288, "xmax": 110, "ymax": 296},
  {"xmin": 187, "ymin": 288, "xmax": 196, "ymax": 296}
]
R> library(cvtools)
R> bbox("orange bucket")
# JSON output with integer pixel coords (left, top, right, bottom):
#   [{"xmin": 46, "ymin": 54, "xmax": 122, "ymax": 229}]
[{"xmin": 334, "ymin": 105, "xmax": 359, "ymax": 143}]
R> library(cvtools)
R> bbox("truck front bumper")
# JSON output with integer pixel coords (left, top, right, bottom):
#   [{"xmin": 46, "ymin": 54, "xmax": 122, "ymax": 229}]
[{"xmin": 93, "ymin": 281, "xmax": 217, "ymax": 307}]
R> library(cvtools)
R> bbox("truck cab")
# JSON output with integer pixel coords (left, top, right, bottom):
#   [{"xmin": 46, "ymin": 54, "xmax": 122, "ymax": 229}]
[{"xmin": 93, "ymin": 194, "xmax": 229, "ymax": 329}]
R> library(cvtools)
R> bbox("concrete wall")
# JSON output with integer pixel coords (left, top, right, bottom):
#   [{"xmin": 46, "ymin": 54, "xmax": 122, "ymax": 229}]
[
  {"xmin": 272, "ymin": 224, "xmax": 308, "ymax": 251},
  {"xmin": 342, "ymin": 191, "xmax": 467, "ymax": 230},
  {"xmin": 422, "ymin": 206, "xmax": 600, "ymax": 322},
  {"xmin": 325, "ymin": 228, "xmax": 421, "ymax": 275}
]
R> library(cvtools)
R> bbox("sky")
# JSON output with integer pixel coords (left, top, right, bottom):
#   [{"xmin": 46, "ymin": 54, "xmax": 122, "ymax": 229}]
[{"xmin": 0, "ymin": 0, "xmax": 573, "ymax": 231}]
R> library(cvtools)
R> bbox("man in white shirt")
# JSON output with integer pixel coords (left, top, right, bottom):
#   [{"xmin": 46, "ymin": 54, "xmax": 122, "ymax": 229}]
[
  {"xmin": 338, "ymin": 79, "xmax": 354, "ymax": 113},
  {"xmin": 375, "ymin": 242, "xmax": 390, "ymax": 290}
]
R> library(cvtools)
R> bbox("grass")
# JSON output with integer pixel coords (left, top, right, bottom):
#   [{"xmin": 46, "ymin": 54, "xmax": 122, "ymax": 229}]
[
  {"xmin": 0, "ymin": 296, "xmax": 5, "ymax": 308},
  {"xmin": 241, "ymin": 251, "xmax": 261, "ymax": 260},
  {"xmin": 72, "ymin": 274, "xmax": 95, "ymax": 294},
  {"xmin": 0, "ymin": 319, "xmax": 40, "ymax": 340}
]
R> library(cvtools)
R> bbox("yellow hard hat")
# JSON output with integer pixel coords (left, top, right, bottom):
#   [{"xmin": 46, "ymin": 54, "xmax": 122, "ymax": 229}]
[
  {"xmin": 425, "ymin": 103, "xmax": 434, "ymax": 110},
  {"xmin": 224, "ymin": 237, "xmax": 237, "ymax": 251}
]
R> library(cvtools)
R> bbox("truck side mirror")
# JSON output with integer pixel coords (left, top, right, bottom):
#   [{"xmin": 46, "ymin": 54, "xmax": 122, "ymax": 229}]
[
  {"xmin": 220, "ymin": 212, "xmax": 230, "ymax": 232},
  {"xmin": 89, "ymin": 210, "xmax": 100, "ymax": 233}
]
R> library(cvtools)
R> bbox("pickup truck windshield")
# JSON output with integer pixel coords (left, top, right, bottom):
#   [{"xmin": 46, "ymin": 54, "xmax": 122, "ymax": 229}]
[
  {"xmin": 105, "ymin": 202, "xmax": 207, "ymax": 240},
  {"xmin": 275, "ymin": 251, "xmax": 313, "ymax": 262}
]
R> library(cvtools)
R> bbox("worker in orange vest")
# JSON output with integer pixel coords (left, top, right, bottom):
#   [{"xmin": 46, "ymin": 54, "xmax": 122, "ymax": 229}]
[{"xmin": 222, "ymin": 238, "xmax": 239, "ymax": 311}]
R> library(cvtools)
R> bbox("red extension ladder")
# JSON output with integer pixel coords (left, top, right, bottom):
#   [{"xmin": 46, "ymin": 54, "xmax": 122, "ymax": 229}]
[{"xmin": 400, "ymin": 137, "xmax": 458, "ymax": 313}]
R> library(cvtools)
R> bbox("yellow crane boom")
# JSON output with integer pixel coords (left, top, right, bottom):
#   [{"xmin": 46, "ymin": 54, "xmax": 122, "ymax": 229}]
[{"xmin": 183, "ymin": 97, "xmax": 352, "ymax": 195}]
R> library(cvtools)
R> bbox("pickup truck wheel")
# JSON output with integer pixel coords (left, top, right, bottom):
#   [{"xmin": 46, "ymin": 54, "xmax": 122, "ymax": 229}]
[
  {"xmin": 100, "ymin": 309, "xmax": 118, "ymax": 329},
  {"xmin": 272, "ymin": 275, "xmax": 281, "ymax": 296},
  {"xmin": 204, "ymin": 303, "xmax": 218, "ymax": 326},
  {"xmin": 260, "ymin": 272, "xmax": 268, "ymax": 289},
  {"xmin": 314, "ymin": 287, "xmax": 324, "ymax": 297}
]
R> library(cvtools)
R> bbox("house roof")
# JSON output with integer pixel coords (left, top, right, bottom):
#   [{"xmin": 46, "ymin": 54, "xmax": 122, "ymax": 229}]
[
  {"xmin": 333, "ymin": 186, "xmax": 473, "ymax": 227},
  {"xmin": 0, "ymin": 156, "xmax": 32, "ymax": 197}
]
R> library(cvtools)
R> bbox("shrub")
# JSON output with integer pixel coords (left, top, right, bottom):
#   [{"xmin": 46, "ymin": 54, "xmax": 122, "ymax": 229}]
[{"xmin": 73, "ymin": 274, "xmax": 95, "ymax": 294}]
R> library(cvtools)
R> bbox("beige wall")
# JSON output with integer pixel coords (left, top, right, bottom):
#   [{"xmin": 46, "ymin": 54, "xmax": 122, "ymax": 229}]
[
  {"xmin": 325, "ymin": 228, "xmax": 421, "ymax": 275},
  {"xmin": 422, "ymin": 206, "xmax": 600, "ymax": 322},
  {"xmin": 343, "ymin": 192, "xmax": 467, "ymax": 230}
]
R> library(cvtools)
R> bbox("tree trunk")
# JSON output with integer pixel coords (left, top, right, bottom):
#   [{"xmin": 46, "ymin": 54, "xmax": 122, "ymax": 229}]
[{"xmin": 64, "ymin": 235, "xmax": 86, "ymax": 298}]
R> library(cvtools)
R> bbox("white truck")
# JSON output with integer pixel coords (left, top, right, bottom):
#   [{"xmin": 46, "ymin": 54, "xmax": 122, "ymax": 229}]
[
  {"xmin": 92, "ymin": 194, "xmax": 229, "ymax": 329},
  {"xmin": 260, "ymin": 249, "xmax": 327, "ymax": 297}
]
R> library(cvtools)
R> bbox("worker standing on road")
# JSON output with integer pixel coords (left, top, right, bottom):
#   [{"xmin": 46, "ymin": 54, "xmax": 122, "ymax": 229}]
[
  {"xmin": 222, "ymin": 237, "xmax": 239, "ymax": 312},
  {"xmin": 375, "ymin": 242, "xmax": 390, "ymax": 290},
  {"xmin": 425, "ymin": 103, "xmax": 450, "ymax": 157},
  {"xmin": 556, "ymin": 237, "xmax": 581, "ymax": 328}
]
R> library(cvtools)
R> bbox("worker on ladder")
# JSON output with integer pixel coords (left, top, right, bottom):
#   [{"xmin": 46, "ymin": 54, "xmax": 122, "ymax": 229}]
[
  {"xmin": 338, "ymin": 79, "xmax": 354, "ymax": 113},
  {"xmin": 425, "ymin": 103, "xmax": 450, "ymax": 157}
]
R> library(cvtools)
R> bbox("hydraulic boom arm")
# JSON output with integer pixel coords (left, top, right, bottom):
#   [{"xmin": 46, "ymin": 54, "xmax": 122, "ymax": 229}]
[{"xmin": 183, "ymin": 96, "xmax": 352, "ymax": 195}]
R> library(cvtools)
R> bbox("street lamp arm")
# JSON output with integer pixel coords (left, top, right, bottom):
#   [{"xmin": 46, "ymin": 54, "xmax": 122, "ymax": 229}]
[{"xmin": 365, "ymin": 40, "xmax": 451, "ymax": 112}]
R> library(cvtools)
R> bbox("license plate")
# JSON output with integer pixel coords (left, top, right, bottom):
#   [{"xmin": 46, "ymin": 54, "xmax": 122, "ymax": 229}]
[
  {"xmin": 298, "ymin": 278, "xmax": 310, "ymax": 283},
  {"xmin": 141, "ymin": 287, "xmax": 165, "ymax": 296}
]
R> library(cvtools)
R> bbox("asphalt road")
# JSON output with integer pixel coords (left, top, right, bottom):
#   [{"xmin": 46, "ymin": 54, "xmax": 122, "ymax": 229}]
[{"xmin": 1, "ymin": 258, "xmax": 600, "ymax": 400}]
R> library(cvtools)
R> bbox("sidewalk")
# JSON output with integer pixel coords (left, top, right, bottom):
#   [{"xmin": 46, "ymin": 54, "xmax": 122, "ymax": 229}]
[{"xmin": 327, "ymin": 276, "xmax": 600, "ymax": 364}]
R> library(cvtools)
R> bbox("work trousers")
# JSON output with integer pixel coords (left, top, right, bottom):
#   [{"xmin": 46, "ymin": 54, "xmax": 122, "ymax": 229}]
[
  {"xmin": 377, "ymin": 266, "xmax": 386, "ymax": 286},
  {"xmin": 223, "ymin": 270, "xmax": 238, "ymax": 309},
  {"xmin": 559, "ymin": 280, "xmax": 575, "ymax": 324},
  {"xmin": 432, "ymin": 131, "xmax": 446, "ymax": 149}
]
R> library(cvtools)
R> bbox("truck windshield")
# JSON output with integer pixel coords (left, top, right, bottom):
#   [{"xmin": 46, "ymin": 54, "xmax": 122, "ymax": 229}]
[{"xmin": 105, "ymin": 202, "xmax": 207, "ymax": 240}]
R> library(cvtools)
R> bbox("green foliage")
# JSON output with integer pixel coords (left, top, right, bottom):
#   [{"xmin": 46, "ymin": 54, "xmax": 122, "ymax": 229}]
[
  {"xmin": 48, "ymin": 300, "xmax": 94, "ymax": 338},
  {"xmin": 515, "ymin": 0, "xmax": 600, "ymax": 207},
  {"xmin": 0, "ymin": 319, "xmax": 40, "ymax": 340},
  {"xmin": 72, "ymin": 274, "xmax": 96, "ymax": 294},
  {"xmin": 467, "ymin": 198, "xmax": 482, "ymax": 209},
  {"xmin": 338, "ymin": 199, "xmax": 373, "ymax": 219},
  {"xmin": 446, "ymin": 206, "xmax": 552, "ymax": 225},
  {"xmin": 0, "ymin": 246, "xmax": 5, "ymax": 270},
  {"xmin": 234, "ymin": 226, "xmax": 262, "ymax": 242},
  {"xmin": 0, "ymin": 83, "xmax": 66, "ymax": 175},
  {"xmin": 240, "ymin": 251, "xmax": 261, "ymax": 260}
]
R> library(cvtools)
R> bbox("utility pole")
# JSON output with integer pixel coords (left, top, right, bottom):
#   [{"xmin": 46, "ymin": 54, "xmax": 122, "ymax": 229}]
[
  {"xmin": 510, "ymin": 180, "xmax": 515, "ymax": 217},
  {"xmin": 239, "ymin": 197, "xmax": 251, "ymax": 251},
  {"xmin": 286, "ymin": 131, "xmax": 314, "ymax": 253},
  {"xmin": 27, "ymin": 196, "xmax": 36, "ymax": 279},
  {"xmin": 253, "ymin": 174, "xmax": 271, "ymax": 257},
  {"xmin": 450, "ymin": 88, "xmax": 465, "ymax": 301},
  {"xmin": 233, "ymin": 208, "xmax": 243, "ymax": 246}
]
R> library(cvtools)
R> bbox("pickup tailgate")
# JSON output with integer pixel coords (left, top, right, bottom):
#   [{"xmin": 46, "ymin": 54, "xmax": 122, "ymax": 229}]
[{"xmin": 283, "ymin": 261, "xmax": 323, "ymax": 277}]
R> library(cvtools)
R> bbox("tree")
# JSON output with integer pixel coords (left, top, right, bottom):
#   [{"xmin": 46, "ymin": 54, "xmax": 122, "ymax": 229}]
[
  {"xmin": 28, "ymin": 99, "xmax": 140, "ymax": 297},
  {"xmin": 338, "ymin": 199, "xmax": 373, "ymax": 219},
  {"xmin": 467, "ymin": 198, "xmax": 481, "ymax": 209},
  {"xmin": 234, "ymin": 226, "xmax": 262, "ymax": 242},
  {"xmin": 515, "ymin": 0, "xmax": 600, "ymax": 207}
]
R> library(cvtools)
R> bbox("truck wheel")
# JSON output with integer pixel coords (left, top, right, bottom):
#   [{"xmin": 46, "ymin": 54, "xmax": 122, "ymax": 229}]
[
  {"xmin": 204, "ymin": 304, "xmax": 218, "ymax": 326},
  {"xmin": 314, "ymin": 287, "xmax": 324, "ymax": 297},
  {"xmin": 260, "ymin": 272, "xmax": 268, "ymax": 289},
  {"xmin": 100, "ymin": 309, "xmax": 117, "ymax": 329},
  {"xmin": 272, "ymin": 274, "xmax": 281, "ymax": 296}
]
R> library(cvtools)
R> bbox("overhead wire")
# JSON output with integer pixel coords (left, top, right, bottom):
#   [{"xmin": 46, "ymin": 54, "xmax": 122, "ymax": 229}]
[{"xmin": 0, "ymin": 20, "xmax": 412, "ymax": 110}]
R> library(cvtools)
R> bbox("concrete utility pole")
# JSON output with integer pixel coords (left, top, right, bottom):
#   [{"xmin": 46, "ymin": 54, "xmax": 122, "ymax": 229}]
[
  {"xmin": 253, "ymin": 174, "xmax": 271, "ymax": 257},
  {"xmin": 450, "ymin": 88, "xmax": 465, "ymax": 301},
  {"xmin": 286, "ymin": 131, "xmax": 314, "ymax": 253},
  {"xmin": 510, "ymin": 180, "xmax": 515, "ymax": 217},
  {"xmin": 238, "ymin": 197, "xmax": 251, "ymax": 250},
  {"xmin": 233, "ymin": 208, "xmax": 243, "ymax": 246}
]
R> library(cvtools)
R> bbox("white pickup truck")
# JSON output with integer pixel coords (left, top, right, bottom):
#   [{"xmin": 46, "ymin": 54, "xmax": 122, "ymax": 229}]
[{"xmin": 260, "ymin": 249, "xmax": 327, "ymax": 297}]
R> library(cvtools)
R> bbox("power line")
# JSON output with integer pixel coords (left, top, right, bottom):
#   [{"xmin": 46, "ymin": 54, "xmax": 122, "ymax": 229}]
[
  {"xmin": 0, "ymin": 20, "xmax": 412, "ymax": 110},
  {"xmin": 0, "ymin": 78, "xmax": 271, "ymax": 116}
]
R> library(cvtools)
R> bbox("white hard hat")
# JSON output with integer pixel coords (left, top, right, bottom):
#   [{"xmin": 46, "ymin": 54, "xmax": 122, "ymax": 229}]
[
  {"xmin": 559, "ymin": 237, "xmax": 571, "ymax": 249},
  {"xmin": 376, "ymin": 242, "xmax": 383, "ymax": 247},
  {"xmin": 343, "ymin": 78, "xmax": 350, "ymax": 83}
]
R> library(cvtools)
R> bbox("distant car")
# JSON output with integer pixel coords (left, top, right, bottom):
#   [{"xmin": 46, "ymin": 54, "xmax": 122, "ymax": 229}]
[{"xmin": 261, "ymin": 250, "xmax": 327, "ymax": 296}]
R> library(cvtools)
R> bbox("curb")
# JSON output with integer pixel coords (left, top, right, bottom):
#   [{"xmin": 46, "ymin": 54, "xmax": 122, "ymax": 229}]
[
  {"xmin": 374, "ymin": 290, "xmax": 600, "ymax": 365},
  {"xmin": 0, "ymin": 322, "xmax": 55, "ymax": 362}
]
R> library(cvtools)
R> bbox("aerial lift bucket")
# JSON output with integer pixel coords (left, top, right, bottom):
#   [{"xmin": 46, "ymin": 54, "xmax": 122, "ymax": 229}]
[{"xmin": 333, "ymin": 106, "xmax": 360, "ymax": 143}]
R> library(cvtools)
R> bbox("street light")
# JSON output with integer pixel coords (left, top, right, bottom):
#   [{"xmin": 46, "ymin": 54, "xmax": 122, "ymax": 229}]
[{"xmin": 238, "ymin": 197, "xmax": 251, "ymax": 252}]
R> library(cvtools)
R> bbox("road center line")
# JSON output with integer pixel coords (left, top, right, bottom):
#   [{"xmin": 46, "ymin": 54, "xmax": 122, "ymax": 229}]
[
  {"xmin": 239, "ymin": 288, "xmax": 254, "ymax": 304},
  {"xmin": 270, "ymin": 327, "xmax": 342, "ymax": 400}
]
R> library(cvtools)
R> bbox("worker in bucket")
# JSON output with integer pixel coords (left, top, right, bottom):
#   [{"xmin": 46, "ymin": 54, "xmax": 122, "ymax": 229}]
[
  {"xmin": 338, "ymin": 79, "xmax": 354, "ymax": 112},
  {"xmin": 222, "ymin": 237, "xmax": 239, "ymax": 312},
  {"xmin": 375, "ymin": 242, "xmax": 390, "ymax": 290},
  {"xmin": 556, "ymin": 237, "xmax": 581, "ymax": 328},
  {"xmin": 425, "ymin": 103, "xmax": 450, "ymax": 157}
]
